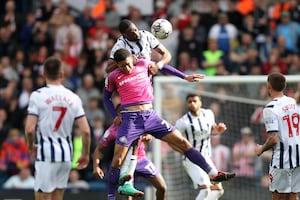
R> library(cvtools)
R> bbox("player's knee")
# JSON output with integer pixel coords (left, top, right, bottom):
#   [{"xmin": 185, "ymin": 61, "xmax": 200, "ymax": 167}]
[
  {"xmin": 157, "ymin": 182, "xmax": 167, "ymax": 194},
  {"xmin": 112, "ymin": 155, "xmax": 123, "ymax": 168}
]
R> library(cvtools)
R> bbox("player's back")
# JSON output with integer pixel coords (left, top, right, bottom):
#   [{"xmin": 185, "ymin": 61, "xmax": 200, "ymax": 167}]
[
  {"xmin": 264, "ymin": 95, "xmax": 300, "ymax": 168},
  {"xmin": 28, "ymin": 85, "xmax": 85, "ymax": 162}
]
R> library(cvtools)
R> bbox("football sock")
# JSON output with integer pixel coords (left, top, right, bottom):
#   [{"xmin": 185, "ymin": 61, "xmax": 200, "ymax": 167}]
[
  {"xmin": 107, "ymin": 166, "xmax": 120, "ymax": 200},
  {"xmin": 207, "ymin": 189, "xmax": 224, "ymax": 200},
  {"xmin": 184, "ymin": 148, "xmax": 215, "ymax": 175}
]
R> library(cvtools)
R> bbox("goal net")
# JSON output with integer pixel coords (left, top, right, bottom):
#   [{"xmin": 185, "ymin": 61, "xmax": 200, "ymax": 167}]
[{"xmin": 149, "ymin": 75, "xmax": 300, "ymax": 200}]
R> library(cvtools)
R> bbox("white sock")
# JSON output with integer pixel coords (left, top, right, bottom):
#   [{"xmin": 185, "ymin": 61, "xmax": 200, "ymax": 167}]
[
  {"xmin": 128, "ymin": 155, "xmax": 137, "ymax": 176},
  {"xmin": 196, "ymin": 188, "xmax": 210, "ymax": 200},
  {"xmin": 208, "ymin": 168, "xmax": 218, "ymax": 177},
  {"xmin": 207, "ymin": 189, "xmax": 224, "ymax": 200},
  {"xmin": 120, "ymin": 148, "xmax": 132, "ymax": 175}
]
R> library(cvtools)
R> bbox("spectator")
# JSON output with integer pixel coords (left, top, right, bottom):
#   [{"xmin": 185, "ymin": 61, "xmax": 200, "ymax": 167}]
[
  {"xmin": 203, "ymin": 0, "xmax": 222, "ymax": 31},
  {"xmin": 177, "ymin": 25, "xmax": 201, "ymax": 62},
  {"xmin": 230, "ymin": 32, "xmax": 256, "ymax": 73},
  {"xmin": 76, "ymin": 5, "xmax": 95, "ymax": 38},
  {"xmin": 211, "ymin": 135, "xmax": 231, "ymax": 172},
  {"xmin": 127, "ymin": 6, "xmax": 150, "ymax": 31},
  {"xmin": 55, "ymin": 14, "xmax": 83, "ymax": 55},
  {"xmin": 49, "ymin": 0, "xmax": 70, "ymax": 27},
  {"xmin": 288, "ymin": 54, "xmax": 300, "ymax": 74},
  {"xmin": 227, "ymin": 0, "xmax": 243, "ymax": 30},
  {"xmin": 201, "ymin": 39, "xmax": 226, "ymax": 76},
  {"xmin": 275, "ymin": 11, "xmax": 300, "ymax": 54},
  {"xmin": 18, "ymin": 76, "xmax": 33, "ymax": 109},
  {"xmin": 238, "ymin": 47, "xmax": 261, "ymax": 75},
  {"xmin": 35, "ymin": 0, "xmax": 58, "ymax": 22},
  {"xmin": 287, "ymin": 0, "xmax": 300, "ymax": 23},
  {"xmin": 0, "ymin": 128, "xmax": 30, "ymax": 177},
  {"xmin": 3, "ymin": 167, "xmax": 34, "ymax": 189},
  {"xmin": 0, "ymin": 22, "xmax": 18, "ymax": 57},
  {"xmin": 76, "ymin": 73, "xmax": 101, "ymax": 109},
  {"xmin": 232, "ymin": 126, "xmax": 257, "ymax": 186},
  {"xmin": 85, "ymin": 93, "xmax": 105, "ymax": 125},
  {"xmin": 262, "ymin": 48, "xmax": 288, "ymax": 75},
  {"xmin": 190, "ymin": 11, "xmax": 208, "ymax": 50},
  {"xmin": 0, "ymin": 0, "xmax": 22, "ymax": 39},
  {"xmin": 104, "ymin": 0, "xmax": 121, "ymax": 29},
  {"xmin": 208, "ymin": 12, "xmax": 239, "ymax": 56},
  {"xmin": 67, "ymin": 169, "xmax": 90, "ymax": 191}
]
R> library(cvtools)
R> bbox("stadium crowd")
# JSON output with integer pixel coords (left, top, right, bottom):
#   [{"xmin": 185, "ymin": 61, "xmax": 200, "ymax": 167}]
[{"xmin": 0, "ymin": 0, "xmax": 300, "ymax": 191}]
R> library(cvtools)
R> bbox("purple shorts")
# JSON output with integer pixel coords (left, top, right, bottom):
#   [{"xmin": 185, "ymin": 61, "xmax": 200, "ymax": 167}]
[
  {"xmin": 116, "ymin": 109, "xmax": 175, "ymax": 146},
  {"xmin": 135, "ymin": 157, "xmax": 159, "ymax": 178}
]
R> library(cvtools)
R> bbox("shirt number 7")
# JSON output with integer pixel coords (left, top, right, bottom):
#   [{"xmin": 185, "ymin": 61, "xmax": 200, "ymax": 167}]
[{"xmin": 53, "ymin": 106, "xmax": 67, "ymax": 131}]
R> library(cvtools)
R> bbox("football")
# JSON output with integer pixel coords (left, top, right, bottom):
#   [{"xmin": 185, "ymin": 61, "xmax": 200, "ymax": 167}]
[{"xmin": 151, "ymin": 19, "xmax": 173, "ymax": 39}]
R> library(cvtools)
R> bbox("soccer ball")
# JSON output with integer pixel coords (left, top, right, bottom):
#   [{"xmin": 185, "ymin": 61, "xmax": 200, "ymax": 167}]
[{"xmin": 151, "ymin": 19, "xmax": 172, "ymax": 39}]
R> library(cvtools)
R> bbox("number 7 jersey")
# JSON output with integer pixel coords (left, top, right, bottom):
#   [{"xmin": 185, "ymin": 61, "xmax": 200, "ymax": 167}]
[
  {"xmin": 27, "ymin": 85, "xmax": 86, "ymax": 162},
  {"xmin": 263, "ymin": 95, "xmax": 300, "ymax": 169}
]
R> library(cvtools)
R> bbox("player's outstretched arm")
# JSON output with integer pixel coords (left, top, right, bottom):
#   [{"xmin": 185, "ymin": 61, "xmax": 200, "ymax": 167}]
[{"xmin": 160, "ymin": 64, "xmax": 205, "ymax": 82}]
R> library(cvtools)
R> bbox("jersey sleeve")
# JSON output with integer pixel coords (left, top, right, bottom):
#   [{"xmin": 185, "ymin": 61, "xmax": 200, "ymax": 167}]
[
  {"xmin": 104, "ymin": 74, "xmax": 116, "ymax": 92},
  {"xmin": 110, "ymin": 38, "xmax": 126, "ymax": 59},
  {"xmin": 27, "ymin": 92, "xmax": 39, "ymax": 116},
  {"xmin": 263, "ymin": 106, "xmax": 278, "ymax": 133},
  {"xmin": 145, "ymin": 30, "xmax": 160, "ymax": 49},
  {"xmin": 74, "ymin": 95, "xmax": 85, "ymax": 119},
  {"xmin": 175, "ymin": 117, "xmax": 186, "ymax": 135},
  {"xmin": 98, "ymin": 126, "xmax": 116, "ymax": 148}
]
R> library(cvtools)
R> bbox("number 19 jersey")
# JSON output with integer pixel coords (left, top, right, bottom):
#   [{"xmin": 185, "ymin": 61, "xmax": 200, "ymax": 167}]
[
  {"xmin": 27, "ymin": 85, "xmax": 86, "ymax": 162},
  {"xmin": 263, "ymin": 95, "xmax": 300, "ymax": 169}
]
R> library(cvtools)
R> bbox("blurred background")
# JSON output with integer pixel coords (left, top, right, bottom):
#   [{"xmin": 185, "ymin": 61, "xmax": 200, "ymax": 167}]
[{"xmin": 0, "ymin": 0, "xmax": 300, "ymax": 199}]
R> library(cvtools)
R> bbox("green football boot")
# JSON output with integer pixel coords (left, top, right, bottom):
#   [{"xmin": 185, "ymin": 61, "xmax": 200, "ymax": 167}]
[{"xmin": 117, "ymin": 183, "xmax": 144, "ymax": 197}]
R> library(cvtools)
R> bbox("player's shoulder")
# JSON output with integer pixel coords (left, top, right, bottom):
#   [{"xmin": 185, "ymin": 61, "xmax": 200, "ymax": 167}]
[{"xmin": 202, "ymin": 108, "xmax": 214, "ymax": 116}]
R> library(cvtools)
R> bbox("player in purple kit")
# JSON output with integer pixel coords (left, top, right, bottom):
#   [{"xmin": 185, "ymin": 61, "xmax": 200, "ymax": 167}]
[
  {"xmin": 93, "ymin": 106, "xmax": 167, "ymax": 200},
  {"xmin": 104, "ymin": 48, "xmax": 235, "ymax": 198}
]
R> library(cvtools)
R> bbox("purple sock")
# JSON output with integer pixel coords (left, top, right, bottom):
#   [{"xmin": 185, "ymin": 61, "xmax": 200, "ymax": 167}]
[
  {"xmin": 184, "ymin": 148, "xmax": 212, "ymax": 173},
  {"xmin": 107, "ymin": 166, "xmax": 120, "ymax": 200}
]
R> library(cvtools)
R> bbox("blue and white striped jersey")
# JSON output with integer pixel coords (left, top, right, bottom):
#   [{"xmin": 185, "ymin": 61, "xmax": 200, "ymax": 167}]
[
  {"xmin": 263, "ymin": 95, "xmax": 300, "ymax": 169},
  {"xmin": 27, "ymin": 84, "xmax": 85, "ymax": 162},
  {"xmin": 175, "ymin": 109, "xmax": 215, "ymax": 158},
  {"xmin": 110, "ymin": 30, "xmax": 160, "ymax": 61}
]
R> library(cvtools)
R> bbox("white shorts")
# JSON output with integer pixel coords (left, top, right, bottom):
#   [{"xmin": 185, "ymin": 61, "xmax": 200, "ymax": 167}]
[
  {"xmin": 34, "ymin": 161, "xmax": 72, "ymax": 193},
  {"xmin": 182, "ymin": 157, "xmax": 216, "ymax": 188},
  {"xmin": 269, "ymin": 166, "xmax": 300, "ymax": 193}
]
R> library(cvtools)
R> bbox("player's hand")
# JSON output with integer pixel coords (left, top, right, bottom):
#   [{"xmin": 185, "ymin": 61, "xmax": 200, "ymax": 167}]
[
  {"xmin": 215, "ymin": 123, "xmax": 227, "ymax": 134},
  {"xmin": 148, "ymin": 62, "xmax": 161, "ymax": 75},
  {"xmin": 184, "ymin": 74, "xmax": 205, "ymax": 82},
  {"xmin": 255, "ymin": 144, "xmax": 263, "ymax": 156},
  {"xmin": 142, "ymin": 134, "xmax": 153, "ymax": 142},
  {"xmin": 93, "ymin": 167, "xmax": 105, "ymax": 179},
  {"xmin": 76, "ymin": 155, "xmax": 89, "ymax": 170},
  {"xmin": 113, "ymin": 116, "xmax": 122, "ymax": 126},
  {"xmin": 28, "ymin": 145, "xmax": 37, "ymax": 163}
]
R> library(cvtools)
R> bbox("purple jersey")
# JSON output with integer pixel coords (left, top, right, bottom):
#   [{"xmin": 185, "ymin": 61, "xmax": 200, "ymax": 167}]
[{"xmin": 105, "ymin": 59, "xmax": 153, "ymax": 107}]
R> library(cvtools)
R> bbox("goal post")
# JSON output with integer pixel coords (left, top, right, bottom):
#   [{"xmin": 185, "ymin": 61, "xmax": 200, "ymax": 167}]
[{"xmin": 151, "ymin": 75, "xmax": 300, "ymax": 200}]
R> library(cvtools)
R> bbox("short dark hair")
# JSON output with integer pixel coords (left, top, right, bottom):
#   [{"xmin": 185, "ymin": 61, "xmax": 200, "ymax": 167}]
[
  {"xmin": 114, "ymin": 48, "xmax": 131, "ymax": 62},
  {"xmin": 186, "ymin": 93, "xmax": 201, "ymax": 101},
  {"xmin": 43, "ymin": 56, "xmax": 62, "ymax": 80},
  {"xmin": 267, "ymin": 72, "xmax": 286, "ymax": 92},
  {"xmin": 119, "ymin": 19, "xmax": 133, "ymax": 34}
]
